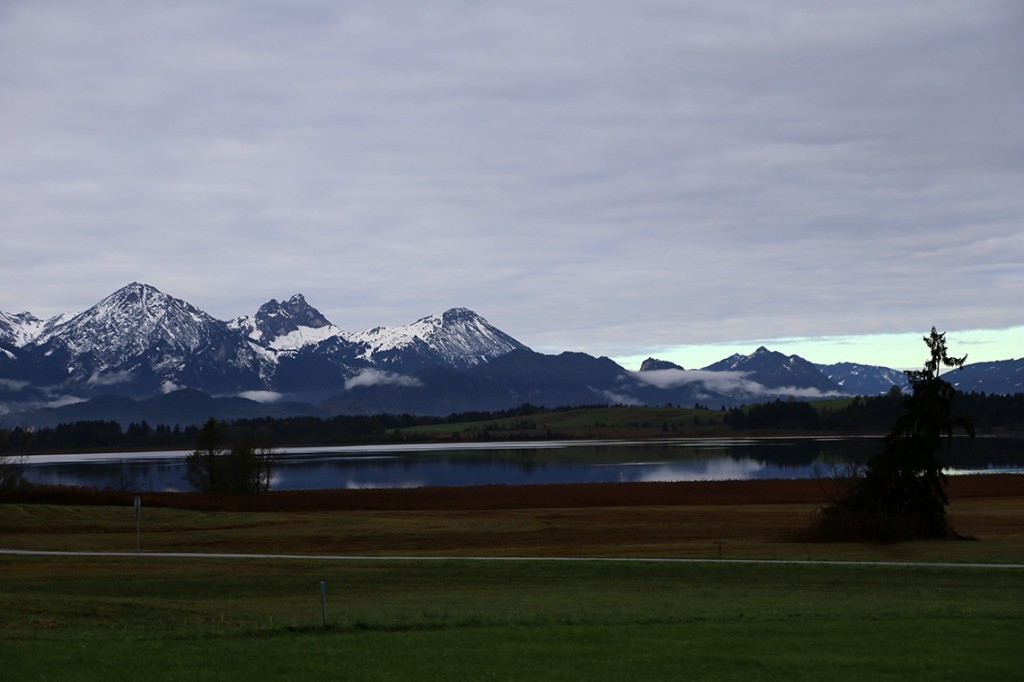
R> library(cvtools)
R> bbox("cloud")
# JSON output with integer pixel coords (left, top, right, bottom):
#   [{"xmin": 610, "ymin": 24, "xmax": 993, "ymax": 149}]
[
  {"xmin": 596, "ymin": 389, "xmax": 643, "ymax": 406},
  {"xmin": 238, "ymin": 390, "xmax": 284, "ymax": 403},
  {"xmin": 0, "ymin": 378, "xmax": 30, "ymax": 392},
  {"xmin": 767, "ymin": 386, "xmax": 847, "ymax": 400},
  {"xmin": 160, "ymin": 380, "xmax": 183, "ymax": 394},
  {"xmin": 344, "ymin": 369, "xmax": 423, "ymax": 390},
  {"xmin": 42, "ymin": 395, "xmax": 86, "ymax": 409},
  {"xmin": 0, "ymin": 393, "xmax": 86, "ymax": 417},
  {"xmin": 631, "ymin": 369, "xmax": 846, "ymax": 400},
  {"xmin": 86, "ymin": 369, "xmax": 133, "ymax": 386},
  {"xmin": 632, "ymin": 369, "xmax": 766, "ymax": 395},
  {"xmin": 0, "ymin": 1, "xmax": 1020, "ymax": 367}
]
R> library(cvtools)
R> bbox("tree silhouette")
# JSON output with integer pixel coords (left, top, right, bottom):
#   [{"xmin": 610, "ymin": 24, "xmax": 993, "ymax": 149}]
[
  {"xmin": 185, "ymin": 417, "xmax": 225, "ymax": 492},
  {"xmin": 185, "ymin": 418, "xmax": 279, "ymax": 494},
  {"xmin": 822, "ymin": 328, "xmax": 974, "ymax": 540}
]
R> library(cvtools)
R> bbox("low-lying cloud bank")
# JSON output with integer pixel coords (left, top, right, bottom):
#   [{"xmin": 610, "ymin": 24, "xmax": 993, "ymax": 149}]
[
  {"xmin": 0, "ymin": 379, "xmax": 30, "ymax": 392},
  {"xmin": 631, "ymin": 369, "xmax": 846, "ymax": 400},
  {"xmin": 344, "ymin": 369, "xmax": 424, "ymax": 391},
  {"xmin": 86, "ymin": 369, "xmax": 134, "ymax": 387},
  {"xmin": 238, "ymin": 390, "xmax": 284, "ymax": 404}
]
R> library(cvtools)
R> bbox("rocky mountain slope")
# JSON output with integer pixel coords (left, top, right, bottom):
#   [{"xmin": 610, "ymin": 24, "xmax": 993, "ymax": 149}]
[{"xmin": 817, "ymin": 362, "xmax": 911, "ymax": 396}]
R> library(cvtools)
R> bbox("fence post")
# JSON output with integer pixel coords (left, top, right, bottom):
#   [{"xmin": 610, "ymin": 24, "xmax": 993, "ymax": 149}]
[
  {"xmin": 134, "ymin": 496, "xmax": 141, "ymax": 551},
  {"xmin": 320, "ymin": 580, "xmax": 328, "ymax": 626}
]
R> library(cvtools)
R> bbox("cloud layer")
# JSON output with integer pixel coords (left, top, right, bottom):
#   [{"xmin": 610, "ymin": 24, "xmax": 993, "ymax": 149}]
[
  {"xmin": 631, "ymin": 368, "xmax": 846, "ymax": 400},
  {"xmin": 1, "ymin": 1, "xmax": 1020, "ymax": 364},
  {"xmin": 344, "ymin": 369, "xmax": 423, "ymax": 391}
]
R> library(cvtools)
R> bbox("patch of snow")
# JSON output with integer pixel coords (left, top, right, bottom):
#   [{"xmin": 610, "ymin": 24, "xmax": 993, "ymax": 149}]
[
  {"xmin": 0, "ymin": 310, "xmax": 50, "ymax": 346},
  {"xmin": 228, "ymin": 315, "xmax": 260, "ymax": 341},
  {"xmin": 270, "ymin": 324, "xmax": 345, "ymax": 351},
  {"xmin": 347, "ymin": 308, "xmax": 522, "ymax": 365}
]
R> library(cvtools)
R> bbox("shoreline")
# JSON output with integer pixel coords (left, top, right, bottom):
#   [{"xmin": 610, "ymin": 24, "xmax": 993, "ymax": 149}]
[{"xmin": 5, "ymin": 473, "xmax": 1023, "ymax": 512}]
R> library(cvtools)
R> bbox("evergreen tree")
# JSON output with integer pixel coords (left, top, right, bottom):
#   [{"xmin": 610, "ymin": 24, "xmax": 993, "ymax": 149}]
[{"xmin": 823, "ymin": 328, "xmax": 974, "ymax": 540}]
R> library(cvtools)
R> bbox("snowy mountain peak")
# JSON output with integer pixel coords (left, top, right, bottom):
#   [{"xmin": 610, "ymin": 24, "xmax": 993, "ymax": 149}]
[
  {"xmin": 3, "ymin": 283, "xmax": 1022, "ymax": 419},
  {"xmin": 710, "ymin": 346, "xmax": 802, "ymax": 371},
  {"xmin": 349, "ymin": 307, "xmax": 529, "ymax": 370},
  {"xmin": 29, "ymin": 282, "xmax": 274, "ymax": 393},
  {"xmin": 439, "ymin": 307, "xmax": 477, "ymax": 322},
  {"xmin": 254, "ymin": 294, "xmax": 332, "ymax": 339},
  {"xmin": 704, "ymin": 345, "xmax": 845, "ymax": 394},
  {"xmin": 817, "ymin": 362, "xmax": 910, "ymax": 395},
  {"xmin": 0, "ymin": 310, "xmax": 46, "ymax": 347},
  {"xmin": 37, "ymin": 282, "xmax": 211, "ymax": 349},
  {"xmin": 705, "ymin": 352, "xmax": 748, "ymax": 372},
  {"xmin": 228, "ymin": 293, "xmax": 335, "ymax": 347}
]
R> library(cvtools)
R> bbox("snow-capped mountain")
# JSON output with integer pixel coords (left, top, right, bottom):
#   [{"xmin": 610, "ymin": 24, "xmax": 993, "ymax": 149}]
[
  {"xmin": 0, "ymin": 309, "xmax": 77, "ymax": 349},
  {"xmin": 228, "ymin": 294, "xmax": 339, "ymax": 350},
  {"xmin": 228, "ymin": 293, "xmax": 527, "ymax": 369},
  {"xmin": 2, "ymin": 283, "xmax": 1021, "ymax": 425},
  {"xmin": 28, "ymin": 283, "xmax": 274, "ymax": 396},
  {"xmin": 817, "ymin": 362, "xmax": 911, "ymax": 396},
  {"xmin": 703, "ymin": 346, "xmax": 845, "ymax": 395},
  {"xmin": 0, "ymin": 283, "xmax": 531, "ymax": 405},
  {"xmin": 348, "ymin": 307, "xmax": 529, "ymax": 371},
  {"xmin": 0, "ymin": 311, "xmax": 46, "ymax": 347},
  {"xmin": 946, "ymin": 357, "xmax": 1024, "ymax": 395}
]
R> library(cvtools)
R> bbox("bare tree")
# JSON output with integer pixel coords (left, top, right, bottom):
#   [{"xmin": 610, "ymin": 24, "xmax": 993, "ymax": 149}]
[
  {"xmin": 185, "ymin": 418, "xmax": 279, "ymax": 493},
  {"xmin": 0, "ymin": 427, "xmax": 27, "ymax": 491}
]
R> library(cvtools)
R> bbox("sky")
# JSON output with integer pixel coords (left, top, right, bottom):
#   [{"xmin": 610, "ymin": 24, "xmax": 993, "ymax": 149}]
[{"xmin": 1, "ymin": 1, "xmax": 1021, "ymax": 371}]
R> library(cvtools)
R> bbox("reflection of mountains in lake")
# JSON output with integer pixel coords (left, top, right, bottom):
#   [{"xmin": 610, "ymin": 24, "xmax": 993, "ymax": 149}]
[{"xmin": 20, "ymin": 437, "xmax": 1024, "ymax": 492}]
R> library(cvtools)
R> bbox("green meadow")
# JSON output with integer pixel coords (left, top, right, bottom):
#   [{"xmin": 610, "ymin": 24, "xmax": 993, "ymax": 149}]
[
  {"xmin": 2, "ymin": 552, "xmax": 1022, "ymax": 680},
  {"xmin": 3, "ymin": 473, "xmax": 1023, "ymax": 680}
]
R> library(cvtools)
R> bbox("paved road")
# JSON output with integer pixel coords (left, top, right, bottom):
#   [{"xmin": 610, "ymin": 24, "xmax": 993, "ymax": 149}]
[{"xmin": 2, "ymin": 548, "xmax": 1022, "ymax": 570}]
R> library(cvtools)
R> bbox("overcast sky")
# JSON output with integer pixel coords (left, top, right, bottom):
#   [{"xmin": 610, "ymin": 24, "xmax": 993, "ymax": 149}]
[{"xmin": 2, "ymin": 1, "xmax": 1021, "ymax": 370}]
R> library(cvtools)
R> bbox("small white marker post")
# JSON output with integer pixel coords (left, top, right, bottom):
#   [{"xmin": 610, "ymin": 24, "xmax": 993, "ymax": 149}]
[
  {"xmin": 134, "ymin": 496, "xmax": 142, "ymax": 551},
  {"xmin": 320, "ymin": 580, "xmax": 328, "ymax": 627}
]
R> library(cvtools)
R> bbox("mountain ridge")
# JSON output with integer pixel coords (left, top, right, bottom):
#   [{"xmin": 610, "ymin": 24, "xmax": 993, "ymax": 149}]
[{"xmin": 1, "ymin": 282, "xmax": 1019, "ymax": 426}]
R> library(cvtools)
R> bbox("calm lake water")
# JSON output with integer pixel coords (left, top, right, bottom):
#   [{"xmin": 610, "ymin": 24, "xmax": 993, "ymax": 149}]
[{"xmin": 19, "ymin": 436, "xmax": 1024, "ymax": 492}]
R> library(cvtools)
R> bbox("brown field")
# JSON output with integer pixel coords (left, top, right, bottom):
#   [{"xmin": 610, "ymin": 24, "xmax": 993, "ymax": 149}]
[{"xmin": 2, "ymin": 475, "xmax": 1023, "ymax": 564}]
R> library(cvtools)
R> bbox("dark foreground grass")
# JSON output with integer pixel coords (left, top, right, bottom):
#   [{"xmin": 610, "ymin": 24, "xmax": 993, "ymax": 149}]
[
  {"xmin": 6, "ymin": 618, "xmax": 1020, "ymax": 682},
  {"xmin": 2, "ymin": 556, "xmax": 1022, "ymax": 680}
]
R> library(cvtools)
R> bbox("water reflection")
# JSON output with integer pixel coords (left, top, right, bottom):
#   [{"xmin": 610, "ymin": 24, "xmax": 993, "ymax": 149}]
[{"xmin": 18, "ymin": 436, "xmax": 1024, "ymax": 492}]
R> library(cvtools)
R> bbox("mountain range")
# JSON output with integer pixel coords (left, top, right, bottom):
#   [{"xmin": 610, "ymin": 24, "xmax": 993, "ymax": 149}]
[{"xmin": 1, "ymin": 283, "xmax": 1020, "ymax": 427}]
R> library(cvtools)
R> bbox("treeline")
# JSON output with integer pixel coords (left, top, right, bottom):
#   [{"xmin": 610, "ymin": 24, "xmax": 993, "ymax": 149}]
[
  {"xmin": 0, "ymin": 403, "xmax": 564, "ymax": 455},
  {"xmin": 725, "ymin": 391, "xmax": 1024, "ymax": 432},
  {"xmin": 1, "ymin": 415, "xmax": 429, "ymax": 454},
  {"xmin": 3, "ymin": 394, "xmax": 1022, "ymax": 455}
]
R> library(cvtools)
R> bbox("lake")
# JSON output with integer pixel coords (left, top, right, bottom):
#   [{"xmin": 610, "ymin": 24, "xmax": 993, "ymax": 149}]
[{"xmin": 18, "ymin": 436, "xmax": 1024, "ymax": 492}]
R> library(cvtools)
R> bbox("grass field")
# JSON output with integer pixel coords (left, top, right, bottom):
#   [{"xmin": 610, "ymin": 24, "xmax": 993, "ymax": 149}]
[
  {"xmin": 2, "ymin": 476, "xmax": 1023, "ymax": 680},
  {"xmin": 2, "ymin": 555, "xmax": 1022, "ymax": 681}
]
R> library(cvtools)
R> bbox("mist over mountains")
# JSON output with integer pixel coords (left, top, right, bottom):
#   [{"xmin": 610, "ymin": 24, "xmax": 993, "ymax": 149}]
[{"xmin": 1, "ymin": 283, "xmax": 1019, "ymax": 427}]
